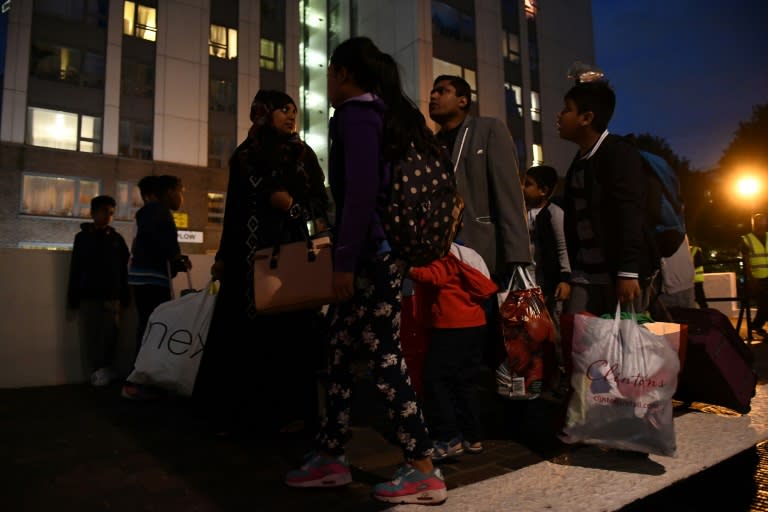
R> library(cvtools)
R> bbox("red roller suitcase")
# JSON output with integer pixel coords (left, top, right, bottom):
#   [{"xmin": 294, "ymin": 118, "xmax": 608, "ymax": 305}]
[{"xmin": 667, "ymin": 307, "xmax": 758, "ymax": 414}]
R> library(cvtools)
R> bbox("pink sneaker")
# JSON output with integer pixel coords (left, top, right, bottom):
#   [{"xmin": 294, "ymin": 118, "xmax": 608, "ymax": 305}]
[
  {"xmin": 285, "ymin": 452, "xmax": 352, "ymax": 488},
  {"xmin": 372, "ymin": 465, "xmax": 447, "ymax": 505}
]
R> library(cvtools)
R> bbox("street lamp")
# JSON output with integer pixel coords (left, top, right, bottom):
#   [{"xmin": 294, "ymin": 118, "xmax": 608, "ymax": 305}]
[{"xmin": 736, "ymin": 176, "xmax": 761, "ymax": 202}]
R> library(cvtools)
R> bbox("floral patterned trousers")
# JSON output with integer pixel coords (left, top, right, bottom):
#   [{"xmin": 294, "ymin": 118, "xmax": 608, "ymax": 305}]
[{"xmin": 316, "ymin": 253, "xmax": 434, "ymax": 460}]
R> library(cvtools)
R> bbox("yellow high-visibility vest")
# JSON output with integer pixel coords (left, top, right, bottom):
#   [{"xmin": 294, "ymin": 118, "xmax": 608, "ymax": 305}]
[
  {"xmin": 690, "ymin": 246, "xmax": 704, "ymax": 283},
  {"xmin": 742, "ymin": 233, "xmax": 768, "ymax": 279}
]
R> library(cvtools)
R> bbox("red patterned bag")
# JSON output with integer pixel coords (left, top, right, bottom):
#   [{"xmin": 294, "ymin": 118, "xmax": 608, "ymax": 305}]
[{"xmin": 496, "ymin": 266, "xmax": 556, "ymax": 399}]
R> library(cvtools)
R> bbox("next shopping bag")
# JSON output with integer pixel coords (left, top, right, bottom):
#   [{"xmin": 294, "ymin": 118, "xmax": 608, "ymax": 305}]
[{"xmin": 127, "ymin": 280, "xmax": 218, "ymax": 397}]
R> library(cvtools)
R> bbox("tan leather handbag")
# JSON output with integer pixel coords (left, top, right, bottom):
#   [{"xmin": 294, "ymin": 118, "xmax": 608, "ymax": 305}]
[{"xmin": 253, "ymin": 231, "xmax": 334, "ymax": 314}]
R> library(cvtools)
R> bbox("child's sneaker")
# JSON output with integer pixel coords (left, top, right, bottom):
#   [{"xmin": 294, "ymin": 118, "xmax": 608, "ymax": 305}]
[
  {"xmin": 372, "ymin": 464, "xmax": 447, "ymax": 505},
  {"xmin": 285, "ymin": 451, "xmax": 352, "ymax": 488},
  {"xmin": 462, "ymin": 440, "xmax": 484, "ymax": 454},
  {"xmin": 90, "ymin": 367, "xmax": 115, "ymax": 387},
  {"xmin": 431, "ymin": 437, "xmax": 464, "ymax": 462}
]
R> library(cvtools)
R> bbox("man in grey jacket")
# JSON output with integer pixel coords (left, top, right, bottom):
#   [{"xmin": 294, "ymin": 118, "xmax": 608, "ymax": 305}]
[
  {"xmin": 429, "ymin": 75, "xmax": 531, "ymax": 278},
  {"xmin": 429, "ymin": 75, "xmax": 531, "ymax": 371}
]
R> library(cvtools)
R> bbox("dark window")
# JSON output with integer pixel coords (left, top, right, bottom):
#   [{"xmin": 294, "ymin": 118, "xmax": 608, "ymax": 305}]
[
  {"xmin": 34, "ymin": 0, "xmax": 108, "ymax": 27},
  {"xmin": 501, "ymin": 0, "xmax": 519, "ymax": 30},
  {"xmin": 208, "ymin": 134, "xmax": 235, "ymax": 169},
  {"xmin": 121, "ymin": 58, "xmax": 154, "ymax": 97},
  {"xmin": 119, "ymin": 119, "xmax": 153, "ymax": 160},
  {"xmin": 261, "ymin": 0, "xmax": 286, "ymax": 39},
  {"xmin": 30, "ymin": 43, "xmax": 105, "ymax": 88},
  {"xmin": 432, "ymin": 1, "xmax": 474, "ymax": 42},
  {"xmin": 209, "ymin": 79, "xmax": 236, "ymax": 113}
]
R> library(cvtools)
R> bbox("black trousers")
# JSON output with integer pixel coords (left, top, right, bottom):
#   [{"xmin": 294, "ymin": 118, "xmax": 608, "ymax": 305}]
[
  {"xmin": 422, "ymin": 325, "xmax": 486, "ymax": 444},
  {"xmin": 694, "ymin": 282, "xmax": 708, "ymax": 309},
  {"xmin": 750, "ymin": 278, "xmax": 768, "ymax": 329},
  {"xmin": 132, "ymin": 285, "xmax": 172, "ymax": 357}
]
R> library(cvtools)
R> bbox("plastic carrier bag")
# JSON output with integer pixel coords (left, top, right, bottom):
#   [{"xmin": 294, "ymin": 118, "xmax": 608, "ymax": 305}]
[{"xmin": 560, "ymin": 304, "xmax": 680, "ymax": 456}]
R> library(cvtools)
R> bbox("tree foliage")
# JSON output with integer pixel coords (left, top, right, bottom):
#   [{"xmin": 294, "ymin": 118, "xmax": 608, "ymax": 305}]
[
  {"xmin": 719, "ymin": 103, "xmax": 768, "ymax": 171},
  {"xmin": 632, "ymin": 133, "xmax": 692, "ymax": 175}
]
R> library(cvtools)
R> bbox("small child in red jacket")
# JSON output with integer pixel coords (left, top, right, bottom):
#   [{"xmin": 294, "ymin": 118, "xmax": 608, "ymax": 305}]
[{"xmin": 409, "ymin": 242, "xmax": 498, "ymax": 461}]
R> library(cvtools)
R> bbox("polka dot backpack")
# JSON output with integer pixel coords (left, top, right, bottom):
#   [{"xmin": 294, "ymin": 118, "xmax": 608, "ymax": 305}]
[{"xmin": 381, "ymin": 143, "xmax": 464, "ymax": 267}]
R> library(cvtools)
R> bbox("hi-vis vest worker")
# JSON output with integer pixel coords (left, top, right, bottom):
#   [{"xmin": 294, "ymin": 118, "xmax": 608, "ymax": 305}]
[
  {"xmin": 690, "ymin": 246, "xmax": 705, "ymax": 283},
  {"xmin": 742, "ymin": 232, "xmax": 768, "ymax": 279}
]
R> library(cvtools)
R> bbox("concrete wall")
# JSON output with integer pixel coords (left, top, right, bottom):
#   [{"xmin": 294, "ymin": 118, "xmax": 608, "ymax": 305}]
[
  {"xmin": 0, "ymin": 245, "xmax": 747, "ymax": 389},
  {"xmin": 0, "ymin": 248, "xmax": 214, "ymax": 389}
]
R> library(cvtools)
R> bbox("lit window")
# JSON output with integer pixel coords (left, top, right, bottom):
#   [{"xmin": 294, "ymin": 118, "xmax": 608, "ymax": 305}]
[
  {"xmin": 124, "ymin": 1, "xmax": 157, "ymax": 42},
  {"xmin": 26, "ymin": 107, "xmax": 102, "ymax": 153},
  {"xmin": 18, "ymin": 242, "xmax": 74, "ymax": 251},
  {"xmin": 116, "ymin": 181, "xmax": 143, "ymax": 221},
  {"xmin": 432, "ymin": 58, "xmax": 479, "ymax": 103},
  {"xmin": 530, "ymin": 91, "xmax": 541, "ymax": 122},
  {"xmin": 207, "ymin": 192, "xmax": 225, "ymax": 225},
  {"xmin": 209, "ymin": 24, "xmax": 238, "ymax": 60},
  {"xmin": 525, "ymin": 0, "xmax": 537, "ymax": 20},
  {"xmin": 432, "ymin": 57, "xmax": 461, "ymax": 78},
  {"xmin": 503, "ymin": 32, "xmax": 520, "ymax": 63},
  {"xmin": 532, "ymin": 144, "xmax": 543, "ymax": 166},
  {"xmin": 260, "ymin": 38, "xmax": 284, "ymax": 71},
  {"xmin": 21, "ymin": 173, "xmax": 100, "ymax": 218}
]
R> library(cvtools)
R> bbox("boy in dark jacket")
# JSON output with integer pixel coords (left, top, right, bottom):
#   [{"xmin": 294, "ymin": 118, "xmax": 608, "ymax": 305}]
[
  {"xmin": 558, "ymin": 79, "xmax": 659, "ymax": 315},
  {"xmin": 124, "ymin": 175, "xmax": 190, "ymax": 400},
  {"xmin": 68, "ymin": 195, "xmax": 130, "ymax": 387}
]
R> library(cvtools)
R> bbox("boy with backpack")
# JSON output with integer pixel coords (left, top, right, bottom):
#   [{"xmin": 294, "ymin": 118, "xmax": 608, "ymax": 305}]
[
  {"xmin": 67, "ymin": 195, "xmax": 130, "ymax": 387},
  {"xmin": 558, "ymin": 79, "xmax": 659, "ymax": 315}
]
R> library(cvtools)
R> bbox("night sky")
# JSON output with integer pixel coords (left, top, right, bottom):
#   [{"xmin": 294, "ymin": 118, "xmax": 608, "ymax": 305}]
[{"xmin": 591, "ymin": 0, "xmax": 768, "ymax": 170}]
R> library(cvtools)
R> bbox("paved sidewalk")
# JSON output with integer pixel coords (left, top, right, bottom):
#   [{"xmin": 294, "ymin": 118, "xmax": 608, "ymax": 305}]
[{"xmin": 3, "ymin": 328, "xmax": 767, "ymax": 511}]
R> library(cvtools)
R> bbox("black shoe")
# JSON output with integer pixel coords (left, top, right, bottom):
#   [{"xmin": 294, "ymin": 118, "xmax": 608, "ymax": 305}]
[{"xmin": 753, "ymin": 328, "xmax": 767, "ymax": 338}]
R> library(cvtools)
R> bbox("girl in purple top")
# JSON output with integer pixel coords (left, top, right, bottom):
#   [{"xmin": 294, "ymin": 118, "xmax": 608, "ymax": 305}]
[{"xmin": 285, "ymin": 37, "xmax": 448, "ymax": 505}]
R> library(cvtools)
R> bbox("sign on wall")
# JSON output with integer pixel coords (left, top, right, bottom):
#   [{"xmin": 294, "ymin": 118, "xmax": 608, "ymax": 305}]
[
  {"xmin": 173, "ymin": 212, "xmax": 189, "ymax": 228},
  {"xmin": 177, "ymin": 230, "xmax": 204, "ymax": 243}
]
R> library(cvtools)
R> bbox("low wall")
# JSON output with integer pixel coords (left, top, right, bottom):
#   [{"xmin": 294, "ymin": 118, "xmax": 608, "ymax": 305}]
[
  {"xmin": 0, "ymin": 247, "xmax": 746, "ymax": 389},
  {"xmin": 0, "ymin": 248, "xmax": 214, "ymax": 389}
]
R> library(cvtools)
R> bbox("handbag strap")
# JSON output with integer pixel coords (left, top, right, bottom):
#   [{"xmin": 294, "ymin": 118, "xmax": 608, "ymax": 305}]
[{"xmin": 269, "ymin": 206, "xmax": 315, "ymax": 269}]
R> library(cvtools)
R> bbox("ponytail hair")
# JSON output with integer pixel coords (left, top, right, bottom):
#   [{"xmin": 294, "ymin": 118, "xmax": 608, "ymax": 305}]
[{"xmin": 330, "ymin": 37, "xmax": 443, "ymax": 162}]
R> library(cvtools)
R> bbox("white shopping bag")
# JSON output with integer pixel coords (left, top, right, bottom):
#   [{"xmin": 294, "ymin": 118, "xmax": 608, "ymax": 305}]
[
  {"xmin": 127, "ymin": 281, "xmax": 218, "ymax": 396},
  {"xmin": 560, "ymin": 304, "xmax": 680, "ymax": 456}
]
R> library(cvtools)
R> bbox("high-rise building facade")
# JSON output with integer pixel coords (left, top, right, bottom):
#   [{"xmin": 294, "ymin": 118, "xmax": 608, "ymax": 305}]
[{"xmin": 0, "ymin": 0, "xmax": 593, "ymax": 253}]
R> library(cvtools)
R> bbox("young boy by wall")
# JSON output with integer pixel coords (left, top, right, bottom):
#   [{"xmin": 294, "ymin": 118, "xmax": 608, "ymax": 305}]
[{"xmin": 67, "ymin": 195, "xmax": 130, "ymax": 387}]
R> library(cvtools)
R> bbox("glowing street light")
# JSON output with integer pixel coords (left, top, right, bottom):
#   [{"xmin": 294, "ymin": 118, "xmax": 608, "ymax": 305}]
[{"xmin": 736, "ymin": 176, "xmax": 761, "ymax": 200}]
